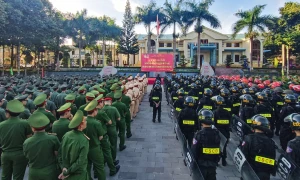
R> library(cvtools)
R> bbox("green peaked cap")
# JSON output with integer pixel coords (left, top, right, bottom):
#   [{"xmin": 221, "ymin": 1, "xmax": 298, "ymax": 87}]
[
  {"xmin": 6, "ymin": 99, "xmax": 24, "ymax": 113},
  {"xmin": 64, "ymin": 93, "xmax": 76, "ymax": 101},
  {"xmin": 114, "ymin": 90, "xmax": 122, "ymax": 99},
  {"xmin": 84, "ymin": 100, "xmax": 98, "ymax": 112},
  {"xmin": 86, "ymin": 92, "xmax": 95, "ymax": 98},
  {"xmin": 33, "ymin": 93, "xmax": 47, "ymax": 105},
  {"xmin": 57, "ymin": 102, "xmax": 72, "ymax": 112},
  {"xmin": 69, "ymin": 110, "xmax": 84, "ymax": 129},
  {"xmin": 28, "ymin": 112, "xmax": 50, "ymax": 128},
  {"xmin": 95, "ymin": 94, "xmax": 104, "ymax": 102}
]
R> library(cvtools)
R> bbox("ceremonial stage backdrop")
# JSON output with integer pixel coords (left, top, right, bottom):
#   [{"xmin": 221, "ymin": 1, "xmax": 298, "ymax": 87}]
[{"xmin": 141, "ymin": 53, "xmax": 174, "ymax": 72}]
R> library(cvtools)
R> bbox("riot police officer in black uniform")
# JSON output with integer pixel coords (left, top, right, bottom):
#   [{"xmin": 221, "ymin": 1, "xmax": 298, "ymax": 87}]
[
  {"xmin": 254, "ymin": 92, "xmax": 274, "ymax": 137},
  {"xmin": 151, "ymin": 84, "xmax": 162, "ymax": 123},
  {"xmin": 241, "ymin": 115, "xmax": 276, "ymax": 180},
  {"xmin": 173, "ymin": 89, "xmax": 185, "ymax": 114},
  {"xmin": 191, "ymin": 109, "xmax": 221, "ymax": 180},
  {"xmin": 188, "ymin": 83, "xmax": 199, "ymax": 104},
  {"xmin": 286, "ymin": 113, "xmax": 300, "ymax": 167},
  {"xmin": 272, "ymin": 87, "xmax": 285, "ymax": 136},
  {"xmin": 178, "ymin": 96, "xmax": 199, "ymax": 146},
  {"xmin": 220, "ymin": 88, "xmax": 233, "ymax": 115},
  {"xmin": 170, "ymin": 83, "xmax": 180, "ymax": 103},
  {"xmin": 239, "ymin": 94, "xmax": 255, "ymax": 126},
  {"xmin": 229, "ymin": 86, "xmax": 241, "ymax": 116},
  {"xmin": 212, "ymin": 95, "xmax": 231, "ymax": 166},
  {"xmin": 196, "ymin": 89, "xmax": 215, "ymax": 113},
  {"xmin": 279, "ymin": 94, "xmax": 298, "ymax": 150}
]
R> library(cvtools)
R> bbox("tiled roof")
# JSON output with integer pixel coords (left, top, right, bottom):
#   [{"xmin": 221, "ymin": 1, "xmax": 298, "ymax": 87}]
[{"xmin": 225, "ymin": 34, "xmax": 246, "ymax": 40}]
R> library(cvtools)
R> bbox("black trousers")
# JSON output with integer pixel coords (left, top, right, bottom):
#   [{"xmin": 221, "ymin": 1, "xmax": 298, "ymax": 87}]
[
  {"xmin": 153, "ymin": 104, "xmax": 161, "ymax": 121},
  {"xmin": 199, "ymin": 166, "xmax": 216, "ymax": 180}
]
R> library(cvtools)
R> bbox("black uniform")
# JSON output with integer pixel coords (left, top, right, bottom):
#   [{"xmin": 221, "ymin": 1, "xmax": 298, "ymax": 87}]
[
  {"xmin": 272, "ymin": 93, "xmax": 284, "ymax": 134},
  {"xmin": 229, "ymin": 94, "xmax": 241, "ymax": 116},
  {"xmin": 191, "ymin": 128, "xmax": 221, "ymax": 180},
  {"xmin": 197, "ymin": 97, "xmax": 215, "ymax": 113},
  {"xmin": 151, "ymin": 89, "xmax": 162, "ymax": 122},
  {"xmin": 213, "ymin": 107, "xmax": 231, "ymax": 163},
  {"xmin": 188, "ymin": 89, "xmax": 199, "ymax": 104},
  {"xmin": 173, "ymin": 97, "xmax": 185, "ymax": 114},
  {"xmin": 254, "ymin": 102, "xmax": 274, "ymax": 133},
  {"xmin": 241, "ymin": 133, "xmax": 276, "ymax": 180},
  {"xmin": 178, "ymin": 106, "xmax": 198, "ymax": 146},
  {"xmin": 280, "ymin": 123, "xmax": 296, "ymax": 151},
  {"xmin": 286, "ymin": 136, "xmax": 300, "ymax": 167}
]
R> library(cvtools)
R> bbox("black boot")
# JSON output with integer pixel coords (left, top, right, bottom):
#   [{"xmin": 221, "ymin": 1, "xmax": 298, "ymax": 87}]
[
  {"xmin": 152, "ymin": 119, "xmax": 155, "ymax": 123},
  {"xmin": 113, "ymin": 160, "xmax": 119, "ymax": 166},
  {"xmin": 158, "ymin": 119, "xmax": 161, "ymax": 123},
  {"xmin": 222, "ymin": 158, "xmax": 227, "ymax": 166}
]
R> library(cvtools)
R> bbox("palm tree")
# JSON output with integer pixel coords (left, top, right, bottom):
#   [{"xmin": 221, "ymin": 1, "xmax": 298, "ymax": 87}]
[
  {"xmin": 134, "ymin": 1, "xmax": 161, "ymax": 53},
  {"xmin": 67, "ymin": 9, "xmax": 89, "ymax": 68},
  {"xmin": 232, "ymin": 5, "xmax": 274, "ymax": 68},
  {"xmin": 184, "ymin": 0, "xmax": 221, "ymax": 68},
  {"xmin": 160, "ymin": 0, "xmax": 185, "ymax": 67}
]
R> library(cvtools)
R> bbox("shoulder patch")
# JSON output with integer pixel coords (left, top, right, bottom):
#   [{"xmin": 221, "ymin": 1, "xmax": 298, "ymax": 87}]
[
  {"xmin": 286, "ymin": 146, "xmax": 293, "ymax": 153},
  {"xmin": 192, "ymin": 138, "xmax": 198, "ymax": 145},
  {"xmin": 242, "ymin": 141, "xmax": 246, "ymax": 146}
]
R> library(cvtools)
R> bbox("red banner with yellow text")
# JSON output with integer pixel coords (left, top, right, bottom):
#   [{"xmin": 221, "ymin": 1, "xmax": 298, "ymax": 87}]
[{"xmin": 141, "ymin": 53, "xmax": 174, "ymax": 72}]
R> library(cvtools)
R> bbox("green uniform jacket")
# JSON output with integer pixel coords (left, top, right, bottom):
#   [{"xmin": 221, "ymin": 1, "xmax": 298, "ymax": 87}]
[
  {"xmin": 102, "ymin": 105, "xmax": 120, "ymax": 127},
  {"xmin": 112, "ymin": 101, "xmax": 127, "ymax": 121},
  {"xmin": 95, "ymin": 109, "xmax": 110, "ymax": 134},
  {"xmin": 26, "ymin": 99, "xmax": 36, "ymax": 113},
  {"xmin": 79, "ymin": 104, "xmax": 88, "ymax": 116},
  {"xmin": 52, "ymin": 118, "xmax": 70, "ymax": 142},
  {"xmin": 83, "ymin": 116, "xmax": 104, "ymax": 149},
  {"xmin": 0, "ymin": 117, "xmax": 32, "ymax": 152},
  {"xmin": 33, "ymin": 108, "xmax": 56, "ymax": 132},
  {"xmin": 74, "ymin": 94, "xmax": 86, "ymax": 109},
  {"xmin": 23, "ymin": 132, "xmax": 60, "ymax": 180},
  {"xmin": 121, "ymin": 94, "xmax": 131, "ymax": 109},
  {"xmin": 46, "ymin": 100, "xmax": 57, "ymax": 112},
  {"xmin": 50, "ymin": 91, "xmax": 59, "ymax": 102},
  {"xmin": 71, "ymin": 104, "xmax": 77, "ymax": 116},
  {"xmin": 60, "ymin": 130, "xmax": 89, "ymax": 180},
  {"xmin": 106, "ymin": 92, "xmax": 115, "ymax": 102},
  {"xmin": 19, "ymin": 108, "xmax": 31, "ymax": 120},
  {"xmin": 0, "ymin": 107, "xmax": 7, "ymax": 122},
  {"xmin": 55, "ymin": 92, "xmax": 67, "ymax": 108}
]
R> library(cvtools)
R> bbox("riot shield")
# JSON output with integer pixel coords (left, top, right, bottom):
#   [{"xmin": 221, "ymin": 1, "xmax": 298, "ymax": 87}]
[
  {"xmin": 185, "ymin": 144, "xmax": 205, "ymax": 180},
  {"xmin": 277, "ymin": 153, "xmax": 300, "ymax": 180},
  {"xmin": 231, "ymin": 115, "xmax": 253, "ymax": 143},
  {"xmin": 232, "ymin": 148, "xmax": 260, "ymax": 180}
]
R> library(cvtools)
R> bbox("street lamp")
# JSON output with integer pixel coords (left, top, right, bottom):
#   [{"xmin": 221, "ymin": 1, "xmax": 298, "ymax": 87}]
[{"xmin": 257, "ymin": 36, "xmax": 265, "ymax": 68}]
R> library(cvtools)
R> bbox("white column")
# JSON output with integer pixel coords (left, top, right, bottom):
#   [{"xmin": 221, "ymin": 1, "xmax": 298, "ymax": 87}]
[{"xmin": 259, "ymin": 39, "xmax": 264, "ymax": 68}]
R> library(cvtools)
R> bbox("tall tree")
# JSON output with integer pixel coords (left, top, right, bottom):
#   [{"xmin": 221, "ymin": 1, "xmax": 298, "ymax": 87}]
[
  {"xmin": 0, "ymin": 0, "xmax": 7, "ymax": 33},
  {"xmin": 160, "ymin": 0, "xmax": 185, "ymax": 67},
  {"xmin": 134, "ymin": 0, "xmax": 162, "ymax": 53},
  {"xmin": 117, "ymin": 0, "xmax": 139, "ymax": 65},
  {"xmin": 232, "ymin": 4, "xmax": 274, "ymax": 68},
  {"xmin": 184, "ymin": 0, "xmax": 221, "ymax": 68}
]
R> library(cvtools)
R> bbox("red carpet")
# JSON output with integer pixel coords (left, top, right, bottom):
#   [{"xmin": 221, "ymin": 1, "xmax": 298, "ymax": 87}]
[{"xmin": 148, "ymin": 78, "xmax": 164, "ymax": 85}]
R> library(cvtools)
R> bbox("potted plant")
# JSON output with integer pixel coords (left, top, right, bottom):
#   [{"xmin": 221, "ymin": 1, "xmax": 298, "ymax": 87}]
[
  {"xmin": 178, "ymin": 54, "xmax": 188, "ymax": 67},
  {"xmin": 225, "ymin": 56, "xmax": 233, "ymax": 68}
]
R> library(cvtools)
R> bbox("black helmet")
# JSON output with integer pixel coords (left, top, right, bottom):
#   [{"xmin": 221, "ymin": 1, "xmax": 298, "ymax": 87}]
[
  {"xmin": 171, "ymin": 81, "xmax": 176, "ymax": 87},
  {"xmin": 190, "ymin": 83, "xmax": 197, "ymax": 89},
  {"xmin": 220, "ymin": 88, "xmax": 230, "ymax": 97},
  {"xmin": 154, "ymin": 84, "xmax": 160, "ymax": 90},
  {"xmin": 217, "ymin": 85, "xmax": 226, "ymax": 91},
  {"xmin": 204, "ymin": 88, "xmax": 213, "ymax": 97},
  {"xmin": 230, "ymin": 82, "xmax": 237, "ymax": 87},
  {"xmin": 177, "ymin": 89, "xmax": 185, "ymax": 96},
  {"xmin": 262, "ymin": 88, "xmax": 272, "ymax": 97},
  {"xmin": 251, "ymin": 115, "xmax": 270, "ymax": 132},
  {"xmin": 184, "ymin": 96, "xmax": 195, "ymax": 107},
  {"xmin": 212, "ymin": 95, "xmax": 225, "ymax": 105},
  {"xmin": 239, "ymin": 94, "xmax": 253, "ymax": 104},
  {"xmin": 237, "ymin": 83, "xmax": 244, "ymax": 89},
  {"xmin": 195, "ymin": 80, "xmax": 201, "ymax": 85},
  {"xmin": 198, "ymin": 109, "xmax": 214, "ymax": 125},
  {"xmin": 184, "ymin": 80, "xmax": 189, "ymax": 85},
  {"xmin": 284, "ymin": 113, "xmax": 300, "ymax": 131},
  {"xmin": 274, "ymin": 87, "xmax": 283, "ymax": 93},
  {"xmin": 210, "ymin": 81, "xmax": 217, "ymax": 89},
  {"xmin": 155, "ymin": 80, "xmax": 161, "ymax": 85},
  {"xmin": 249, "ymin": 87, "xmax": 256, "ymax": 94},
  {"xmin": 173, "ymin": 83, "xmax": 180, "ymax": 90},
  {"xmin": 284, "ymin": 94, "xmax": 297, "ymax": 104},
  {"xmin": 191, "ymin": 77, "xmax": 196, "ymax": 82},
  {"xmin": 242, "ymin": 88, "xmax": 250, "ymax": 95},
  {"xmin": 256, "ymin": 92, "xmax": 268, "ymax": 101},
  {"xmin": 230, "ymin": 86, "xmax": 239, "ymax": 93}
]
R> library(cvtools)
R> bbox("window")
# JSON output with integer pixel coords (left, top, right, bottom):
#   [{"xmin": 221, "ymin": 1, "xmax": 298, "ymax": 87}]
[
  {"xmin": 226, "ymin": 55, "xmax": 232, "ymax": 60},
  {"xmin": 234, "ymin": 43, "xmax": 240, "ymax": 47},
  {"xmin": 226, "ymin": 43, "xmax": 232, "ymax": 47},
  {"xmin": 72, "ymin": 51, "xmax": 75, "ymax": 55},
  {"xmin": 201, "ymin": 39, "xmax": 208, "ymax": 44},
  {"xmin": 159, "ymin": 43, "xmax": 164, "ymax": 47},
  {"xmin": 167, "ymin": 43, "xmax": 172, "ymax": 47},
  {"xmin": 235, "ymin": 55, "xmax": 240, "ymax": 62}
]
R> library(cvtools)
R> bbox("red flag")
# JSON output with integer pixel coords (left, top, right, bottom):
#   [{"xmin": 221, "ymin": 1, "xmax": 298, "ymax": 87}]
[{"xmin": 156, "ymin": 14, "xmax": 160, "ymax": 35}]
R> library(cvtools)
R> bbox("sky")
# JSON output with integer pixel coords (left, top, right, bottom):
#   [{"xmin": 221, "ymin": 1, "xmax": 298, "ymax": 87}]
[{"xmin": 49, "ymin": 0, "xmax": 298, "ymax": 35}]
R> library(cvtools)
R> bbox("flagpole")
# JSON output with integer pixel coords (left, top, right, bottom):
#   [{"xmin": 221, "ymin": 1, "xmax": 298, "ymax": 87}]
[{"xmin": 156, "ymin": 14, "xmax": 159, "ymax": 54}]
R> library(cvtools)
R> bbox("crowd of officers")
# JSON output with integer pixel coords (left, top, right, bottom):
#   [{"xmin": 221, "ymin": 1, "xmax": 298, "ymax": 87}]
[
  {"xmin": 0, "ymin": 73, "xmax": 148, "ymax": 180},
  {"xmin": 164, "ymin": 74, "xmax": 300, "ymax": 180}
]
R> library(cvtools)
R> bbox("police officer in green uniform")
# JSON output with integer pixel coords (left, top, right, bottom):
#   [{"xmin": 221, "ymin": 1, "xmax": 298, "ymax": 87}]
[
  {"xmin": 23, "ymin": 112, "xmax": 60, "ymax": 180},
  {"xmin": 102, "ymin": 96, "xmax": 120, "ymax": 164},
  {"xmin": 112, "ymin": 90, "xmax": 127, "ymax": 151},
  {"xmin": 121, "ymin": 87, "xmax": 132, "ymax": 138},
  {"xmin": 84, "ymin": 100, "xmax": 106, "ymax": 180},
  {"xmin": 79, "ymin": 92, "xmax": 95, "ymax": 116},
  {"xmin": 95, "ymin": 95, "xmax": 120, "ymax": 176},
  {"xmin": 55, "ymin": 84, "xmax": 67, "ymax": 108},
  {"xmin": 15, "ymin": 94, "xmax": 32, "ymax": 119},
  {"xmin": 44, "ymin": 90, "xmax": 57, "ymax": 118},
  {"xmin": 59, "ymin": 110, "xmax": 89, "ymax": 180},
  {"xmin": 64, "ymin": 93, "xmax": 78, "ymax": 116},
  {"xmin": 0, "ymin": 94, "xmax": 7, "ymax": 122},
  {"xmin": 25, "ymin": 88, "xmax": 36, "ymax": 113},
  {"xmin": 52, "ymin": 103, "xmax": 72, "ymax": 142},
  {"xmin": 0, "ymin": 100, "xmax": 33, "ymax": 180},
  {"xmin": 75, "ymin": 86, "xmax": 86, "ymax": 108},
  {"xmin": 33, "ymin": 93, "xmax": 56, "ymax": 132}
]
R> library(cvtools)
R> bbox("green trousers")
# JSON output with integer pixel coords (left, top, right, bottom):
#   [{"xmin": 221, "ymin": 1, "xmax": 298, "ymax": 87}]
[
  {"xmin": 125, "ymin": 109, "xmax": 132, "ymax": 136},
  {"xmin": 116, "ymin": 119, "xmax": 126, "ymax": 148},
  {"xmin": 100, "ymin": 135, "xmax": 116, "ymax": 174},
  {"xmin": 28, "ymin": 164, "xmax": 59, "ymax": 180},
  {"xmin": 1, "ymin": 150, "xmax": 28, "ymax": 180},
  {"xmin": 87, "ymin": 146, "xmax": 105, "ymax": 180},
  {"xmin": 107, "ymin": 126, "xmax": 118, "ymax": 161}
]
